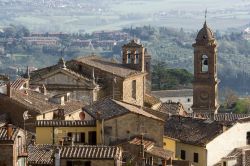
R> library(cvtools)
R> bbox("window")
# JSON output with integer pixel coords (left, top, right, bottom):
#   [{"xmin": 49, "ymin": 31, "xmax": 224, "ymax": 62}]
[
  {"xmin": 201, "ymin": 54, "xmax": 208, "ymax": 73},
  {"xmin": 223, "ymin": 161, "xmax": 227, "ymax": 166},
  {"xmin": 181, "ymin": 150, "xmax": 186, "ymax": 160},
  {"xmin": 43, "ymin": 114, "xmax": 45, "ymax": 119},
  {"xmin": 247, "ymin": 132, "xmax": 250, "ymax": 145},
  {"xmin": 193, "ymin": 153, "xmax": 199, "ymax": 163},
  {"xmin": 88, "ymin": 131, "xmax": 97, "ymax": 145},
  {"xmin": 135, "ymin": 50, "xmax": 139, "ymax": 64},
  {"xmin": 127, "ymin": 50, "xmax": 131, "ymax": 63},
  {"xmin": 132, "ymin": 80, "xmax": 136, "ymax": 99},
  {"xmin": 187, "ymin": 98, "xmax": 191, "ymax": 102},
  {"xmin": 80, "ymin": 133, "xmax": 85, "ymax": 143},
  {"xmin": 67, "ymin": 161, "xmax": 91, "ymax": 166}
]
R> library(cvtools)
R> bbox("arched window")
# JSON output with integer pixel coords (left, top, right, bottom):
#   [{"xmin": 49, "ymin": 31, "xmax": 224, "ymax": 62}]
[
  {"xmin": 127, "ymin": 50, "xmax": 131, "ymax": 64},
  {"xmin": 201, "ymin": 55, "xmax": 208, "ymax": 72},
  {"xmin": 135, "ymin": 50, "xmax": 139, "ymax": 64}
]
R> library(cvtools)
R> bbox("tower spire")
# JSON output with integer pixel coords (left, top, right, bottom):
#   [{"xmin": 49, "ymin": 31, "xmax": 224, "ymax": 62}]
[{"xmin": 204, "ymin": 9, "xmax": 207, "ymax": 27}]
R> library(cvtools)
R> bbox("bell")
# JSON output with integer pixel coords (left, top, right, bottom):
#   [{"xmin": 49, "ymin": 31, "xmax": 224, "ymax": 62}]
[{"xmin": 203, "ymin": 59, "xmax": 208, "ymax": 65}]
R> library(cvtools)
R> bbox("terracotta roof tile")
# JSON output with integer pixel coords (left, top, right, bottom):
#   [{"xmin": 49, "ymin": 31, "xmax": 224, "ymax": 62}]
[
  {"xmin": 164, "ymin": 115, "xmax": 224, "ymax": 146},
  {"xmin": 146, "ymin": 146, "xmax": 173, "ymax": 159},
  {"xmin": 156, "ymin": 102, "xmax": 185, "ymax": 115},
  {"xmin": 11, "ymin": 89, "xmax": 57, "ymax": 114},
  {"xmin": 58, "ymin": 100, "xmax": 85, "ymax": 115},
  {"xmin": 84, "ymin": 98, "xmax": 163, "ymax": 121},
  {"xmin": 74, "ymin": 55, "xmax": 144, "ymax": 78},
  {"xmin": 36, "ymin": 120, "xmax": 96, "ymax": 127},
  {"xmin": 11, "ymin": 78, "xmax": 28, "ymax": 90},
  {"xmin": 60, "ymin": 145, "xmax": 121, "ymax": 159},
  {"xmin": 28, "ymin": 144, "xmax": 54, "ymax": 165},
  {"xmin": 187, "ymin": 113, "xmax": 250, "ymax": 122},
  {"xmin": 0, "ymin": 126, "xmax": 19, "ymax": 141}
]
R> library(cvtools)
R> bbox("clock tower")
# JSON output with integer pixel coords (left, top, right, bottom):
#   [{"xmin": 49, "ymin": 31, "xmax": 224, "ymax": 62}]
[{"xmin": 192, "ymin": 21, "xmax": 219, "ymax": 113}]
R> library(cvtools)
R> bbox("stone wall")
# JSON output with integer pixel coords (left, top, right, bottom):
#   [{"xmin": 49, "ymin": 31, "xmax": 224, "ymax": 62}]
[
  {"xmin": 123, "ymin": 76, "xmax": 145, "ymax": 106},
  {"xmin": 104, "ymin": 113, "xmax": 164, "ymax": 146},
  {"xmin": 0, "ymin": 144, "xmax": 14, "ymax": 166}
]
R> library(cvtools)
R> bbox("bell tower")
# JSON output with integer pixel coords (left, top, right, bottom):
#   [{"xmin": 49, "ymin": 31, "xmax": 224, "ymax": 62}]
[
  {"xmin": 192, "ymin": 21, "xmax": 219, "ymax": 113},
  {"xmin": 122, "ymin": 39, "xmax": 145, "ymax": 72}
]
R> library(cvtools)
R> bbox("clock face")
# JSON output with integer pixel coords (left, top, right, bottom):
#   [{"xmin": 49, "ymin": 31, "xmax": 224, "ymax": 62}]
[{"xmin": 199, "ymin": 91, "xmax": 209, "ymax": 101}]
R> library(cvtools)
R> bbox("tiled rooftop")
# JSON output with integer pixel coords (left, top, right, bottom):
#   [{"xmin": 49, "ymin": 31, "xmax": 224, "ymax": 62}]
[
  {"xmin": 156, "ymin": 102, "xmax": 185, "ymax": 115},
  {"xmin": 28, "ymin": 145, "xmax": 121, "ymax": 164},
  {"xmin": 186, "ymin": 113, "xmax": 250, "ymax": 122},
  {"xmin": 0, "ymin": 126, "xmax": 19, "ymax": 141},
  {"xmin": 28, "ymin": 144, "xmax": 54, "ymax": 165},
  {"xmin": 10, "ymin": 89, "xmax": 57, "ymax": 114},
  {"xmin": 11, "ymin": 78, "xmax": 28, "ymax": 90},
  {"xmin": 60, "ymin": 145, "xmax": 121, "ymax": 159},
  {"xmin": 30, "ymin": 65, "xmax": 94, "ymax": 86},
  {"xmin": 36, "ymin": 120, "xmax": 96, "ymax": 127},
  {"xmin": 74, "ymin": 55, "xmax": 144, "ymax": 78},
  {"xmin": 164, "ymin": 115, "xmax": 224, "ymax": 146},
  {"xmin": 84, "ymin": 98, "xmax": 163, "ymax": 121}
]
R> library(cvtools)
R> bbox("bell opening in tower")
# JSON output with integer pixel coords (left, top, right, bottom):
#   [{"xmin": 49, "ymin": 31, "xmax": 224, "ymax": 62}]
[{"xmin": 201, "ymin": 54, "xmax": 208, "ymax": 73}]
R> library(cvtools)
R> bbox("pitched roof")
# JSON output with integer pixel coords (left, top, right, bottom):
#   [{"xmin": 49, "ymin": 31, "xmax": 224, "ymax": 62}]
[
  {"xmin": 156, "ymin": 102, "xmax": 185, "ymax": 115},
  {"xmin": 31, "ymin": 66, "xmax": 94, "ymax": 87},
  {"xmin": 28, "ymin": 144, "xmax": 54, "ymax": 165},
  {"xmin": 4, "ymin": 88, "xmax": 85, "ymax": 115},
  {"xmin": 74, "ymin": 55, "xmax": 145, "ymax": 78},
  {"xmin": 84, "ymin": 98, "xmax": 163, "ymax": 121},
  {"xmin": 144, "ymin": 94, "xmax": 161, "ymax": 107},
  {"xmin": 36, "ymin": 120, "xmax": 96, "ymax": 127},
  {"xmin": 10, "ymin": 89, "xmax": 57, "ymax": 114},
  {"xmin": 58, "ymin": 100, "xmax": 85, "ymax": 115},
  {"xmin": 186, "ymin": 113, "xmax": 250, "ymax": 122},
  {"xmin": 60, "ymin": 145, "xmax": 121, "ymax": 159},
  {"xmin": 146, "ymin": 146, "xmax": 173, "ymax": 159},
  {"xmin": 151, "ymin": 89, "xmax": 193, "ymax": 98},
  {"xmin": 11, "ymin": 78, "xmax": 28, "ymax": 90},
  {"xmin": 164, "ymin": 116, "xmax": 224, "ymax": 146},
  {"xmin": 221, "ymin": 146, "xmax": 250, "ymax": 161}
]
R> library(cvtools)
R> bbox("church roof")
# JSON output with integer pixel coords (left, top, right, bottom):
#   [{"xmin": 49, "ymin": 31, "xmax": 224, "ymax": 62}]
[
  {"xmin": 74, "ymin": 55, "xmax": 145, "ymax": 78},
  {"xmin": 196, "ymin": 21, "xmax": 215, "ymax": 42}
]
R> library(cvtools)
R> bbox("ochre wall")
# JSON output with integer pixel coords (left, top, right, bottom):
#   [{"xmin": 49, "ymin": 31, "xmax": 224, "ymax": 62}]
[{"xmin": 36, "ymin": 126, "xmax": 100, "ymax": 145}]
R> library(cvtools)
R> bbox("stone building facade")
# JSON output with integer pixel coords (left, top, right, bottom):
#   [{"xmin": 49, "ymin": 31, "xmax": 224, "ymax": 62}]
[
  {"xmin": 30, "ymin": 40, "xmax": 151, "ymax": 107},
  {"xmin": 83, "ymin": 98, "xmax": 164, "ymax": 147}
]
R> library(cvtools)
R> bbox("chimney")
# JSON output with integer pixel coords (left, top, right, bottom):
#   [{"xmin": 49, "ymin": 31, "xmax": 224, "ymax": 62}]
[
  {"xmin": 7, "ymin": 124, "xmax": 13, "ymax": 139},
  {"xmin": 54, "ymin": 147, "xmax": 61, "ymax": 166},
  {"xmin": 6, "ymin": 82, "xmax": 12, "ymax": 97},
  {"xmin": 40, "ymin": 84, "xmax": 47, "ymax": 95}
]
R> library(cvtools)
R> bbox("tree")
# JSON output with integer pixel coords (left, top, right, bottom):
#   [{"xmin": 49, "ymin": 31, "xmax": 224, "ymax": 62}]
[{"xmin": 221, "ymin": 87, "xmax": 238, "ymax": 108}]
